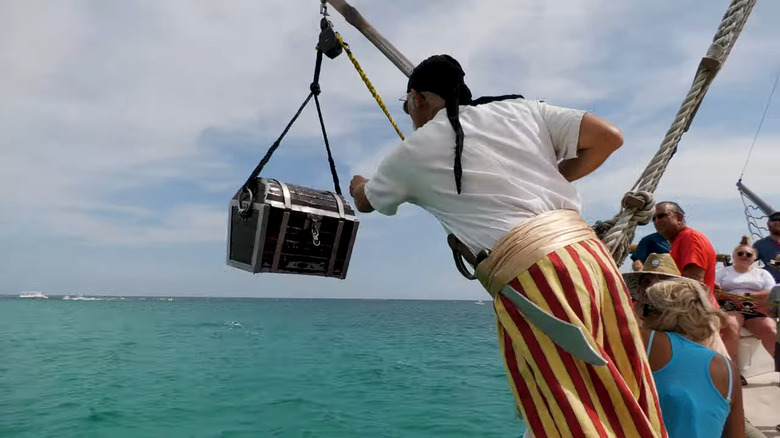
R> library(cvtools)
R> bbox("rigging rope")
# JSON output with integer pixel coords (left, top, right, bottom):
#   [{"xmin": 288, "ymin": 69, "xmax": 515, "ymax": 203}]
[
  {"xmin": 237, "ymin": 48, "xmax": 342, "ymax": 219},
  {"xmin": 594, "ymin": 0, "xmax": 758, "ymax": 265},
  {"xmin": 739, "ymin": 191, "xmax": 768, "ymax": 241},
  {"xmin": 336, "ymin": 33, "xmax": 406, "ymax": 141},
  {"xmin": 739, "ymin": 75, "xmax": 778, "ymax": 178}
]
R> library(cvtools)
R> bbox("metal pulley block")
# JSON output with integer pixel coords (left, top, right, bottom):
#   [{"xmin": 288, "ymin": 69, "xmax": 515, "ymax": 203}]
[{"xmin": 318, "ymin": 18, "xmax": 342, "ymax": 59}]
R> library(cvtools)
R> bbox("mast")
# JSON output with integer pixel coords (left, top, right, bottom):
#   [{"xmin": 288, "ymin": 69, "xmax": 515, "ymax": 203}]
[
  {"xmin": 737, "ymin": 179, "xmax": 775, "ymax": 216},
  {"xmin": 324, "ymin": 0, "xmax": 415, "ymax": 77}
]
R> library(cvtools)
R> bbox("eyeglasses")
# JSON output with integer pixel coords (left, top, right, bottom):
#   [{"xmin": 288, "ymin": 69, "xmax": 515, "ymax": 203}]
[
  {"xmin": 651, "ymin": 213, "xmax": 670, "ymax": 222},
  {"xmin": 736, "ymin": 251, "xmax": 754, "ymax": 258},
  {"xmin": 400, "ymin": 91, "xmax": 425, "ymax": 115},
  {"xmin": 770, "ymin": 217, "xmax": 780, "ymax": 222}
]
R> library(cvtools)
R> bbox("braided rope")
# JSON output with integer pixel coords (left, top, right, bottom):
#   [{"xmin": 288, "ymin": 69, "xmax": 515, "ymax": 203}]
[
  {"xmin": 336, "ymin": 33, "xmax": 406, "ymax": 141},
  {"xmin": 596, "ymin": 0, "xmax": 758, "ymax": 265}
]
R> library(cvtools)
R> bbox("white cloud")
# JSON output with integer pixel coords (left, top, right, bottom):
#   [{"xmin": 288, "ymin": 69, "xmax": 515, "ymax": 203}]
[
  {"xmin": 576, "ymin": 132, "xmax": 780, "ymax": 207},
  {"xmin": 44, "ymin": 203, "xmax": 227, "ymax": 246},
  {"xmin": 1, "ymin": 0, "xmax": 779, "ymax": 296}
]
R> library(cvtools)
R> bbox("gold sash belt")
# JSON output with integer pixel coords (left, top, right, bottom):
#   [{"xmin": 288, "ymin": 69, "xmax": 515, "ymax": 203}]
[
  {"xmin": 476, "ymin": 209, "xmax": 607, "ymax": 365},
  {"xmin": 476, "ymin": 209, "xmax": 598, "ymax": 295}
]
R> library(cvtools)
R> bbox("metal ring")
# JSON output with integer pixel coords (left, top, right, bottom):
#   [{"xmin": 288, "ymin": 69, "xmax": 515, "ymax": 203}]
[{"xmin": 237, "ymin": 187, "xmax": 254, "ymax": 216}]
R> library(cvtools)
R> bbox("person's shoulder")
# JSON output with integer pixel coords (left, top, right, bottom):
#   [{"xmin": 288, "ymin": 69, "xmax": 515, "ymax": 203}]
[
  {"xmin": 637, "ymin": 233, "xmax": 655, "ymax": 244},
  {"xmin": 486, "ymin": 97, "xmax": 537, "ymax": 118},
  {"xmin": 754, "ymin": 235, "xmax": 771, "ymax": 244},
  {"xmin": 500, "ymin": 97, "xmax": 583, "ymax": 117},
  {"xmin": 708, "ymin": 353, "xmax": 733, "ymax": 399},
  {"xmin": 759, "ymin": 268, "xmax": 775, "ymax": 281},
  {"xmin": 716, "ymin": 264, "xmax": 735, "ymax": 277},
  {"xmin": 754, "ymin": 235, "xmax": 777, "ymax": 249},
  {"xmin": 373, "ymin": 127, "xmax": 439, "ymax": 173},
  {"xmin": 465, "ymin": 95, "xmax": 530, "ymax": 111},
  {"xmin": 687, "ymin": 227, "xmax": 716, "ymax": 246},
  {"xmin": 649, "ymin": 232, "xmax": 669, "ymax": 244},
  {"xmin": 686, "ymin": 227, "xmax": 708, "ymax": 238},
  {"xmin": 460, "ymin": 97, "xmax": 538, "ymax": 128},
  {"xmin": 407, "ymin": 115, "xmax": 451, "ymax": 144},
  {"xmin": 673, "ymin": 226, "xmax": 695, "ymax": 243}
]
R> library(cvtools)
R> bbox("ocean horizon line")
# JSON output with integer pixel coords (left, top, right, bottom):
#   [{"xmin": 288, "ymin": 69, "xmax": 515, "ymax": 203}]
[{"xmin": 1, "ymin": 293, "xmax": 489, "ymax": 302}]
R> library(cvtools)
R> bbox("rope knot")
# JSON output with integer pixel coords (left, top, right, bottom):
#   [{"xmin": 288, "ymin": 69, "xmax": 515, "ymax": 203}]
[
  {"xmin": 310, "ymin": 83, "xmax": 321, "ymax": 96},
  {"xmin": 621, "ymin": 191, "xmax": 654, "ymax": 226}
]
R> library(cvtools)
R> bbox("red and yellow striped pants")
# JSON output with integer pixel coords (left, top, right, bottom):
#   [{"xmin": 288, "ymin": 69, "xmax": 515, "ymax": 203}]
[{"xmin": 493, "ymin": 238, "xmax": 667, "ymax": 438}]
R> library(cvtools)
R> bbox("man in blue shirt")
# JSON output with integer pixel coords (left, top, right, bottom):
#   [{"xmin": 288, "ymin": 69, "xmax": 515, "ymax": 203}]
[
  {"xmin": 631, "ymin": 232, "xmax": 671, "ymax": 271},
  {"xmin": 753, "ymin": 211, "xmax": 780, "ymax": 283}
]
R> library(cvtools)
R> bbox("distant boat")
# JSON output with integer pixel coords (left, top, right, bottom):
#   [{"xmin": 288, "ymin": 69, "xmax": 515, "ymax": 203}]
[
  {"xmin": 475, "ymin": 300, "xmax": 486, "ymax": 305},
  {"xmin": 19, "ymin": 291, "xmax": 48, "ymax": 299}
]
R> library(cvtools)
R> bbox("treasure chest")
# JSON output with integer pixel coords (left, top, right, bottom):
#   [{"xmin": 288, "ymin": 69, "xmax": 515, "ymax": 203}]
[{"xmin": 226, "ymin": 177, "xmax": 359, "ymax": 279}]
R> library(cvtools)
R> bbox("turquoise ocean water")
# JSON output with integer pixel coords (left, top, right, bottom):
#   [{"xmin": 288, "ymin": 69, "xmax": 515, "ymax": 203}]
[{"xmin": 0, "ymin": 297, "xmax": 526, "ymax": 437}]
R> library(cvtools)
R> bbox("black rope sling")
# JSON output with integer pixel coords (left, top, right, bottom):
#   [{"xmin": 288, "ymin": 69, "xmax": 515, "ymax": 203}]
[{"xmin": 237, "ymin": 46, "xmax": 342, "ymax": 218}]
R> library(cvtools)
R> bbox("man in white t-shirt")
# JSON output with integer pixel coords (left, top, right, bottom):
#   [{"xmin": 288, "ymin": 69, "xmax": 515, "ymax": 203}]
[{"xmin": 348, "ymin": 55, "xmax": 665, "ymax": 437}]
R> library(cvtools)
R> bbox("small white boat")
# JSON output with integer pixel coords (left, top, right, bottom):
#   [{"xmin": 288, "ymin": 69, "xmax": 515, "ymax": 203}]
[{"xmin": 19, "ymin": 291, "xmax": 48, "ymax": 299}]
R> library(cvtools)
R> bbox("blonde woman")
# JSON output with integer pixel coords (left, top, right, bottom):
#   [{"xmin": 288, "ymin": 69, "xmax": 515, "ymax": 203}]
[
  {"xmin": 638, "ymin": 279, "xmax": 744, "ymax": 438},
  {"xmin": 716, "ymin": 236, "xmax": 777, "ymax": 385}
]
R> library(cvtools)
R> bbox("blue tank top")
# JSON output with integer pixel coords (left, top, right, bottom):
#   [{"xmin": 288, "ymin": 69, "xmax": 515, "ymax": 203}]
[{"xmin": 647, "ymin": 331, "xmax": 732, "ymax": 438}]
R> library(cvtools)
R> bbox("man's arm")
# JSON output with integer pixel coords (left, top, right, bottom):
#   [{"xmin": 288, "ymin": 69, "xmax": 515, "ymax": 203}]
[
  {"xmin": 349, "ymin": 175, "xmax": 375, "ymax": 213},
  {"xmin": 630, "ymin": 237, "xmax": 650, "ymax": 271},
  {"xmin": 682, "ymin": 263, "xmax": 706, "ymax": 283},
  {"xmin": 558, "ymin": 113, "xmax": 624, "ymax": 182}
]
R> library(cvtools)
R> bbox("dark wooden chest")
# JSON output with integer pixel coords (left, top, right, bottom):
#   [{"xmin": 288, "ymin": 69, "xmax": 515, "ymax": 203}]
[{"xmin": 226, "ymin": 178, "xmax": 359, "ymax": 279}]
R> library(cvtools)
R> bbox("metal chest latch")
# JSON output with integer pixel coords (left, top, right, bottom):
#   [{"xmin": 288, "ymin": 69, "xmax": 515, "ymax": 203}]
[{"xmin": 310, "ymin": 214, "xmax": 322, "ymax": 247}]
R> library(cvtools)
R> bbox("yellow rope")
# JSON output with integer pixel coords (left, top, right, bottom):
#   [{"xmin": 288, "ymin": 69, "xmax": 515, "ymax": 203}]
[{"xmin": 336, "ymin": 33, "xmax": 405, "ymax": 141}]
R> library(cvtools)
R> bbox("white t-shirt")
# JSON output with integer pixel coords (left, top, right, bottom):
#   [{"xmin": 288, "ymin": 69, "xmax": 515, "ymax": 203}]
[
  {"xmin": 364, "ymin": 98, "xmax": 585, "ymax": 252},
  {"xmin": 715, "ymin": 265, "xmax": 776, "ymax": 295}
]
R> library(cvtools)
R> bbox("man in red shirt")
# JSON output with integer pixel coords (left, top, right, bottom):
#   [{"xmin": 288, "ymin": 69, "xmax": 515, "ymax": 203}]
[{"xmin": 652, "ymin": 201, "xmax": 719, "ymax": 307}]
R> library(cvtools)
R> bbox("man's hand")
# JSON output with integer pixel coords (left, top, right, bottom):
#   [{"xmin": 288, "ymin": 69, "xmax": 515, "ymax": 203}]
[
  {"xmin": 349, "ymin": 175, "xmax": 368, "ymax": 197},
  {"xmin": 349, "ymin": 175, "xmax": 374, "ymax": 213}
]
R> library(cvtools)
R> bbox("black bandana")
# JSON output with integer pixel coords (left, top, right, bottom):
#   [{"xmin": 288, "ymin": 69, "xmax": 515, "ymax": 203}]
[
  {"xmin": 407, "ymin": 55, "xmax": 523, "ymax": 194},
  {"xmin": 406, "ymin": 55, "xmax": 473, "ymax": 104},
  {"xmin": 407, "ymin": 55, "xmax": 471, "ymax": 194}
]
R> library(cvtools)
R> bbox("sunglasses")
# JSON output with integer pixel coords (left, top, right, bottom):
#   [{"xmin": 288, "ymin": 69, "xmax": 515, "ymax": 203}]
[
  {"xmin": 400, "ymin": 91, "xmax": 425, "ymax": 114},
  {"xmin": 651, "ymin": 213, "xmax": 671, "ymax": 222},
  {"xmin": 736, "ymin": 251, "xmax": 754, "ymax": 258},
  {"xmin": 770, "ymin": 217, "xmax": 780, "ymax": 222}
]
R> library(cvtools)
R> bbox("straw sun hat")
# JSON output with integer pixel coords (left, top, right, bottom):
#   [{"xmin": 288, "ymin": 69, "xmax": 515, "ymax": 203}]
[{"xmin": 622, "ymin": 253, "xmax": 692, "ymax": 297}]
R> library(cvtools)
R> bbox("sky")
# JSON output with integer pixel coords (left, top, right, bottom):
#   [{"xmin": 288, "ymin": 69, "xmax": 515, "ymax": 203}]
[{"xmin": 1, "ymin": 0, "xmax": 779, "ymax": 299}]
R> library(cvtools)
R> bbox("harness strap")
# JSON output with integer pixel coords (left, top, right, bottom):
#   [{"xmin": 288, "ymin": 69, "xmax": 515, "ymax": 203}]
[
  {"xmin": 723, "ymin": 354, "xmax": 733, "ymax": 402},
  {"xmin": 646, "ymin": 330, "xmax": 657, "ymax": 357},
  {"xmin": 238, "ymin": 47, "xmax": 343, "ymax": 218}
]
